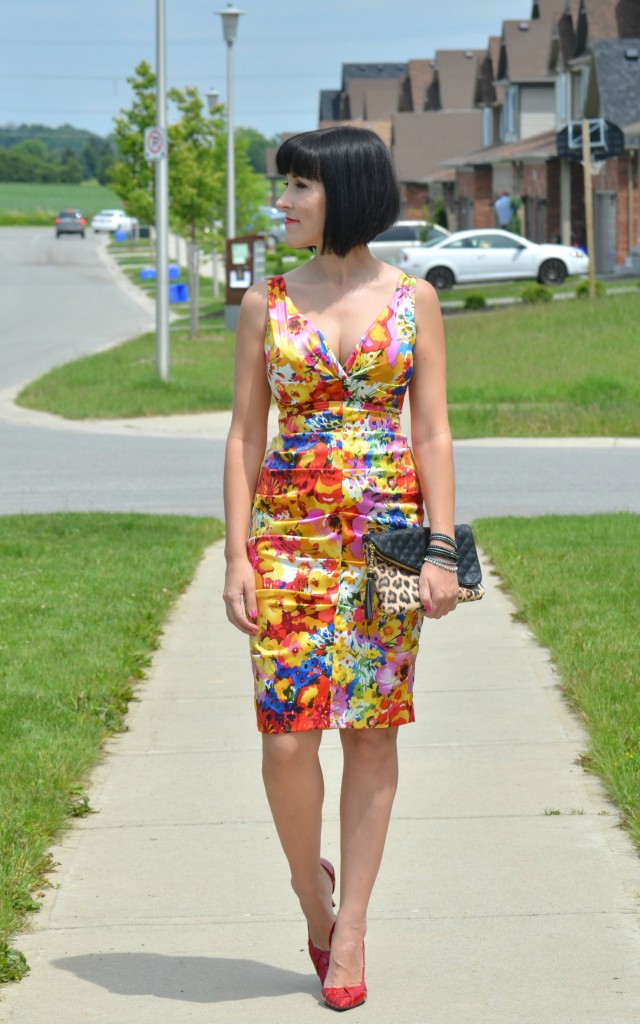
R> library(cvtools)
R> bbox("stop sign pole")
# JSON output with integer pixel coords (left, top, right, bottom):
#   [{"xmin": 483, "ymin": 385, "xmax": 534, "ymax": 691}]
[{"xmin": 154, "ymin": 0, "xmax": 169, "ymax": 381}]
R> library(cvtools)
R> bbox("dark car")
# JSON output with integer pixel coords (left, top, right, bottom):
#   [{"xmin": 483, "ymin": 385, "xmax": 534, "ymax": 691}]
[{"xmin": 55, "ymin": 209, "xmax": 86, "ymax": 238}]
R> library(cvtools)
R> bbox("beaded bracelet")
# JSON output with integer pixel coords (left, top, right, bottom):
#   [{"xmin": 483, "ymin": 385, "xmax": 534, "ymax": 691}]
[
  {"xmin": 423, "ymin": 556, "xmax": 458, "ymax": 572},
  {"xmin": 426, "ymin": 545, "xmax": 459, "ymax": 562},
  {"xmin": 429, "ymin": 532, "xmax": 457, "ymax": 550}
]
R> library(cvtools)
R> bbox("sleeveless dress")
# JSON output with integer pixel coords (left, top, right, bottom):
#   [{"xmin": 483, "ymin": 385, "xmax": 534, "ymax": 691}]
[{"xmin": 247, "ymin": 273, "xmax": 424, "ymax": 733}]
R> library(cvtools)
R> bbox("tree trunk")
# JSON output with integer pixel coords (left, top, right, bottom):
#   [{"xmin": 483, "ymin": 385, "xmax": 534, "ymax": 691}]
[{"xmin": 188, "ymin": 239, "xmax": 200, "ymax": 339}]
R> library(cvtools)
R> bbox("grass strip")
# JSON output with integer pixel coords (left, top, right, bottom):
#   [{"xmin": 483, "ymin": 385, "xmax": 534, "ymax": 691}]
[
  {"xmin": 474, "ymin": 514, "xmax": 640, "ymax": 849},
  {"xmin": 0, "ymin": 513, "xmax": 222, "ymax": 982},
  {"xmin": 17, "ymin": 289, "xmax": 640, "ymax": 435}
]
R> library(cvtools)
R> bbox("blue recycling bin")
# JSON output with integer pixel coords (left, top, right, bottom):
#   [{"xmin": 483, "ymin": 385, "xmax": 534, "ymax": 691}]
[
  {"xmin": 114, "ymin": 229, "xmax": 128, "ymax": 242},
  {"xmin": 140, "ymin": 265, "xmax": 181, "ymax": 281},
  {"xmin": 169, "ymin": 283, "xmax": 189, "ymax": 303}
]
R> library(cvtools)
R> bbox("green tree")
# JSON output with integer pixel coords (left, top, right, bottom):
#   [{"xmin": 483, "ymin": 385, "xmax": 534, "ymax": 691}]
[
  {"xmin": 167, "ymin": 85, "xmax": 223, "ymax": 336},
  {"xmin": 60, "ymin": 147, "xmax": 84, "ymax": 184},
  {"xmin": 109, "ymin": 61, "xmax": 156, "ymax": 223},
  {"xmin": 236, "ymin": 126, "xmax": 279, "ymax": 174},
  {"xmin": 111, "ymin": 62, "xmax": 266, "ymax": 338}
]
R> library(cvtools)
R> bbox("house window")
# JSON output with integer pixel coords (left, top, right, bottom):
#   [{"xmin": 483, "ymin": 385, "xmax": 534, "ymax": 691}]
[
  {"xmin": 556, "ymin": 71, "xmax": 568, "ymax": 127},
  {"xmin": 482, "ymin": 106, "xmax": 493, "ymax": 146},
  {"xmin": 504, "ymin": 87, "xmax": 519, "ymax": 140}
]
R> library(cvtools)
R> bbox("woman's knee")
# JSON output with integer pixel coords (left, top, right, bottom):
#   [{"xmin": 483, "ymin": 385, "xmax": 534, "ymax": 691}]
[
  {"xmin": 340, "ymin": 727, "xmax": 399, "ymax": 764},
  {"xmin": 262, "ymin": 731, "xmax": 322, "ymax": 775}
]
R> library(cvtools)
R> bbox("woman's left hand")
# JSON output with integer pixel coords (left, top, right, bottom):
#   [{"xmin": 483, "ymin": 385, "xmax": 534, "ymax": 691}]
[{"xmin": 419, "ymin": 562, "xmax": 458, "ymax": 619}]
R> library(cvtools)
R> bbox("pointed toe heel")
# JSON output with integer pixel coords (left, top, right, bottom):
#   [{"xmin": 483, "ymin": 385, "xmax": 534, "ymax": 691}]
[
  {"xmin": 308, "ymin": 860, "xmax": 336, "ymax": 983},
  {"xmin": 322, "ymin": 942, "xmax": 366, "ymax": 1012}
]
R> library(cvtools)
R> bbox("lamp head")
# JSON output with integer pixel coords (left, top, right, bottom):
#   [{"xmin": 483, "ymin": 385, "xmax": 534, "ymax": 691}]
[
  {"xmin": 216, "ymin": 4, "xmax": 242, "ymax": 44},
  {"xmin": 206, "ymin": 88, "xmax": 220, "ymax": 112}
]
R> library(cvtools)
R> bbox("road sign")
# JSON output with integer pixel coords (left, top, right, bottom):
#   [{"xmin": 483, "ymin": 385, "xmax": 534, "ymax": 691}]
[
  {"xmin": 144, "ymin": 126, "xmax": 167, "ymax": 161},
  {"xmin": 556, "ymin": 118, "xmax": 625, "ymax": 163}
]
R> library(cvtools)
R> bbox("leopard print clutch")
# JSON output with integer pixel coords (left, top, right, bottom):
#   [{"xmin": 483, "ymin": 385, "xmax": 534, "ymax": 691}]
[{"xmin": 363, "ymin": 524, "xmax": 484, "ymax": 619}]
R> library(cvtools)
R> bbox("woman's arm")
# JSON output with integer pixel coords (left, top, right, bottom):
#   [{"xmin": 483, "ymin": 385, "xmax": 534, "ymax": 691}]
[
  {"xmin": 222, "ymin": 281, "xmax": 272, "ymax": 635},
  {"xmin": 409, "ymin": 279, "xmax": 458, "ymax": 619}
]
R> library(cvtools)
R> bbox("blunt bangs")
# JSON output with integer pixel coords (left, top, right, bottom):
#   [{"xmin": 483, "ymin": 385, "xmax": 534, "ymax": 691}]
[
  {"xmin": 276, "ymin": 133, "xmax": 322, "ymax": 182},
  {"xmin": 275, "ymin": 127, "xmax": 400, "ymax": 257}
]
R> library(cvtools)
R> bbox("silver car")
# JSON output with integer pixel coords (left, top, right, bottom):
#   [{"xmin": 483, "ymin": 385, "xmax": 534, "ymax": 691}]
[
  {"xmin": 55, "ymin": 209, "xmax": 86, "ymax": 238},
  {"xmin": 368, "ymin": 220, "xmax": 450, "ymax": 263}
]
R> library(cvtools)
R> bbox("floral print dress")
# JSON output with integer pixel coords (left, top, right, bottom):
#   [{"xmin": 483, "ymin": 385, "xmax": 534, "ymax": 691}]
[{"xmin": 248, "ymin": 273, "xmax": 424, "ymax": 733}]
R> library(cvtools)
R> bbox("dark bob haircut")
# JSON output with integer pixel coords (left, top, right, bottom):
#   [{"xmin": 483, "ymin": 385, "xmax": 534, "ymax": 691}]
[{"xmin": 276, "ymin": 126, "xmax": 400, "ymax": 257}]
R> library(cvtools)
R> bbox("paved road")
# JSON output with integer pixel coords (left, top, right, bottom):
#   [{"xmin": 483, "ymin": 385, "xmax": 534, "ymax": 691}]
[
  {"xmin": 0, "ymin": 227, "xmax": 153, "ymax": 389},
  {"xmin": 0, "ymin": 227, "xmax": 638, "ymax": 519}
]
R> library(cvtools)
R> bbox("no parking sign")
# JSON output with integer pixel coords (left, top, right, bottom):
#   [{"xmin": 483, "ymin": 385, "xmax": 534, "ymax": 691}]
[{"xmin": 144, "ymin": 127, "xmax": 167, "ymax": 161}]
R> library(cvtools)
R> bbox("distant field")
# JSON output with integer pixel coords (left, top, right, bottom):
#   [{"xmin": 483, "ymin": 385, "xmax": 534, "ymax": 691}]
[{"xmin": 0, "ymin": 182, "xmax": 124, "ymax": 225}]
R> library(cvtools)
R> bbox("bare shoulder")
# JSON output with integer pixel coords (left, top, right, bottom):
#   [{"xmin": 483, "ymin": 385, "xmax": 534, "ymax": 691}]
[
  {"xmin": 413, "ymin": 276, "xmax": 441, "ymax": 316},
  {"xmin": 413, "ymin": 277, "xmax": 444, "ymax": 357},
  {"xmin": 238, "ymin": 279, "xmax": 269, "ymax": 330}
]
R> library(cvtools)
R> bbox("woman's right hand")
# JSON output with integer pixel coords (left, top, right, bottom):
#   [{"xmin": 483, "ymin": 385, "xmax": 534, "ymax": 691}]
[{"xmin": 223, "ymin": 556, "xmax": 259, "ymax": 635}]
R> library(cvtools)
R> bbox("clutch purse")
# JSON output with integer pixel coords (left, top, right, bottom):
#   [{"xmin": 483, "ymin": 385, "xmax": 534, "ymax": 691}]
[{"xmin": 363, "ymin": 523, "xmax": 484, "ymax": 619}]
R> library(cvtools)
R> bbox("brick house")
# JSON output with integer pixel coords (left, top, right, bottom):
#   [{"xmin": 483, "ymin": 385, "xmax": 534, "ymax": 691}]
[
  {"xmin": 446, "ymin": 0, "xmax": 566, "ymax": 239},
  {"xmin": 549, "ymin": 0, "xmax": 640, "ymax": 268},
  {"xmin": 316, "ymin": 58, "xmax": 484, "ymax": 219}
]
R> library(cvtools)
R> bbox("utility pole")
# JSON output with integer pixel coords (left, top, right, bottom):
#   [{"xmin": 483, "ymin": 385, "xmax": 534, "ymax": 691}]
[
  {"xmin": 155, "ymin": 0, "xmax": 170, "ymax": 379},
  {"xmin": 581, "ymin": 119, "xmax": 596, "ymax": 300}
]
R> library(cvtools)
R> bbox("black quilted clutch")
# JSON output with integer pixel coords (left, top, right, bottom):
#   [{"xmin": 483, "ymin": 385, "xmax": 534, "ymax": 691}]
[{"xmin": 363, "ymin": 524, "xmax": 484, "ymax": 619}]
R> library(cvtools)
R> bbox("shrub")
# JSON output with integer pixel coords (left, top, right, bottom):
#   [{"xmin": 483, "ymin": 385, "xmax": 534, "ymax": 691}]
[
  {"xmin": 464, "ymin": 293, "xmax": 486, "ymax": 310},
  {"xmin": 520, "ymin": 283, "xmax": 552, "ymax": 304},
  {"xmin": 575, "ymin": 280, "xmax": 605, "ymax": 299}
]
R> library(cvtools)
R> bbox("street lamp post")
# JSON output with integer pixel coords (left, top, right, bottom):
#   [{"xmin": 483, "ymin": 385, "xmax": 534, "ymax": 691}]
[
  {"xmin": 216, "ymin": 4, "xmax": 242, "ymax": 241},
  {"xmin": 206, "ymin": 89, "xmax": 221, "ymax": 299}
]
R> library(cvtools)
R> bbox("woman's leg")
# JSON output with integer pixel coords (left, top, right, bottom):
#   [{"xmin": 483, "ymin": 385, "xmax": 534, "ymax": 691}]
[
  {"xmin": 324, "ymin": 727, "xmax": 399, "ymax": 987},
  {"xmin": 261, "ymin": 731, "xmax": 335, "ymax": 950}
]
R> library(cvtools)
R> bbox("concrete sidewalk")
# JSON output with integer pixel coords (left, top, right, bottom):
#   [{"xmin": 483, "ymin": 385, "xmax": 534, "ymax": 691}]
[{"xmin": 2, "ymin": 543, "xmax": 640, "ymax": 1023}]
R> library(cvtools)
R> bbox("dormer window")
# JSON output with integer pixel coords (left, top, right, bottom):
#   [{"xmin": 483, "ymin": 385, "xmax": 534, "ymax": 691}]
[
  {"xmin": 556, "ymin": 71, "xmax": 569, "ymax": 128},
  {"xmin": 503, "ymin": 86, "xmax": 519, "ymax": 140}
]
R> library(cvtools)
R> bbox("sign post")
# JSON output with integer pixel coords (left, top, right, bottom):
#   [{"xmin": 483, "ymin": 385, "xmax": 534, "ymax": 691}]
[{"xmin": 152, "ymin": 0, "xmax": 170, "ymax": 382}]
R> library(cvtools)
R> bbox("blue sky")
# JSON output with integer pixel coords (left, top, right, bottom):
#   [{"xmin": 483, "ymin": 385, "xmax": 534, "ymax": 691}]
[{"xmin": 2, "ymin": 0, "xmax": 533, "ymax": 140}]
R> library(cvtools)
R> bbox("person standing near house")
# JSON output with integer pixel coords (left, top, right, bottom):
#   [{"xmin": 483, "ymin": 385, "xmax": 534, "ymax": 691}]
[
  {"xmin": 494, "ymin": 190, "xmax": 512, "ymax": 227},
  {"xmin": 223, "ymin": 125, "xmax": 457, "ymax": 1012}
]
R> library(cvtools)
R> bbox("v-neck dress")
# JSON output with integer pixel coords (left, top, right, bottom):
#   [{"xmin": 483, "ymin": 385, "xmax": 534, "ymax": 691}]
[{"xmin": 247, "ymin": 273, "xmax": 424, "ymax": 732}]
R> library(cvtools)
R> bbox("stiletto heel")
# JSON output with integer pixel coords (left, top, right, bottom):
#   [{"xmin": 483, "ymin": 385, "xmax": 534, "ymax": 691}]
[
  {"xmin": 322, "ymin": 940, "xmax": 366, "ymax": 1012},
  {"xmin": 307, "ymin": 859, "xmax": 336, "ymax": 983}
]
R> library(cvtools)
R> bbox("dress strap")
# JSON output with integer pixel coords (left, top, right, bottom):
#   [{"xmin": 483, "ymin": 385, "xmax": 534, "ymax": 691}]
[
  {"xmin": 266, "ymin": 276, "xmax": 288, "ymax": 345},
  {"xmin": 396, "ymin": 273, "xmax": 417, "ymax": 328}
]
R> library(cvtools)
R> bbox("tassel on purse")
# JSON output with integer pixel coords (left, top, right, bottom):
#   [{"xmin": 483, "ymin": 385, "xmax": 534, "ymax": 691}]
[{"xmin": 363, "ymin": 523, "xmax": 484, "ymax": 620}]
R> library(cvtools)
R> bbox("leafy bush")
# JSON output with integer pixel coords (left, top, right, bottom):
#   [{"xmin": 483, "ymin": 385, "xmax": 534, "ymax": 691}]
[
  {"xmin": 464, "ymin": 293, "xmax": 486, "ymax": 310},
  {"xmin": 520, "ymin": 283, "xmax": 552, "ymax": 304},
  {"xmin": 576, "ymin": 280, "xmax": 605, "ymax": 299}
]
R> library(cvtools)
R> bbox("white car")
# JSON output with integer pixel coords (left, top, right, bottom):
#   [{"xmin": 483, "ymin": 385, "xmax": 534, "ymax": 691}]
[
  {"xmin": 368, "ymin": 220, "xmax": 450, "ymax": 263},
  {"xmin": 398, "ymin": 229, "xmax": 589, "ymax": 289},
  {"xmin": 91, "ymin": 209, "xmax": 138, "ymax": 234}
]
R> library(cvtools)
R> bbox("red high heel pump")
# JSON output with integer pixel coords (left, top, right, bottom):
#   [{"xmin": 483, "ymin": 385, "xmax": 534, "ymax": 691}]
[
  {"xmin": 322, "ymin": 938, "xmax": 367, "ymax": 1012},
  {"xmin": 307, "ymin": 858, "xmax": 336, "ymax": 984}
]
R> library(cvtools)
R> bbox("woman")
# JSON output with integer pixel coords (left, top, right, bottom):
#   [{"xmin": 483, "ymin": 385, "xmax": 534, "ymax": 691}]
[{"xmin": 223, "ymin": 125, "xmax": 457, "ymax": 1012}]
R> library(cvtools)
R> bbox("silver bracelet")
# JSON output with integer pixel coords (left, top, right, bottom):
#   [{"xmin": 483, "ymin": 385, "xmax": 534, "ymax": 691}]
[{"xmin": 423, "ymin": 556, "xmax": 458, "ymax": 573}]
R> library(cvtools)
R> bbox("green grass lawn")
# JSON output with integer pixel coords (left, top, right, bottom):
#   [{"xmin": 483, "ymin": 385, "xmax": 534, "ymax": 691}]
[
  {"xmin": 0, "ymin": 182, "xmax": 124, "ymax": 225},
  {"xmin": 475, "ymin": 514, "xmax": 640, "ymax": 849},
  {"xmin": 445, "ymin": 291, "xmax": 640, "ymax": 436},
  {"xmin": 17, "ymin": 283, "xmax": 640, "ymax": 435},
  {"xmin": 0, "ymin": 513, "xmax": 221, "ymax": 982}
]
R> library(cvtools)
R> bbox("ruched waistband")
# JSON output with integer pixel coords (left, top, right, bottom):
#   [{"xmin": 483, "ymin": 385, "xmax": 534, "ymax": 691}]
[{"xmin": 277, "ymin": 402, "xmax": 402, "ymax": 436}]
